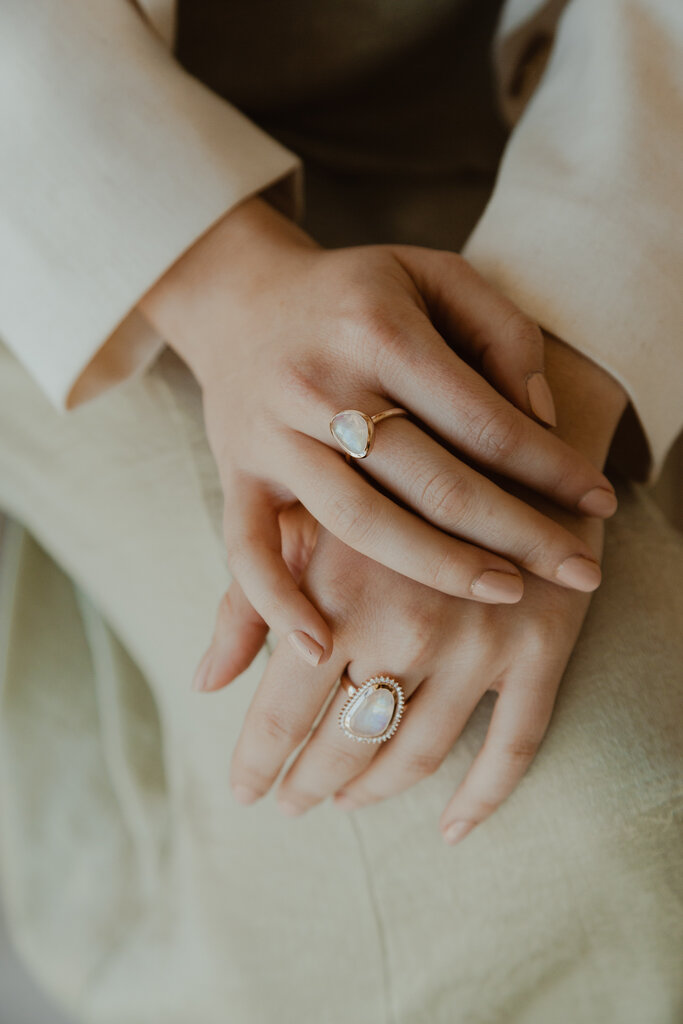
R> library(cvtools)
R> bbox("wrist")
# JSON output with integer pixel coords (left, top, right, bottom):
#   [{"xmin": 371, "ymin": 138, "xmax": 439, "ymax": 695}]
[
  {"xmin": 543, "ymin": 333, "xmax": 627, "ymax": 470},
  {"xmin": 137, "ymin": 196, "xmax": 317, "ymax": 378}
]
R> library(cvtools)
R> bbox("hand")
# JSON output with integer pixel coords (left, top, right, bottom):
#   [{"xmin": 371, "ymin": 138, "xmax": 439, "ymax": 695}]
[
  {"xmin": 140, "ymin": 197, "xmax": 616, "ymax": 668},
  {"xmin": 197, "ymin": 337, "xmax": 628, "ymax": 842}
]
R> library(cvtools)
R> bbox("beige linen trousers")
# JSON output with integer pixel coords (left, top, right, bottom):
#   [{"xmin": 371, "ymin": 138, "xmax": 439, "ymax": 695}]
[{"xmin": 1, "ymin": 1, "xmax": 683, "ymax": 1021}]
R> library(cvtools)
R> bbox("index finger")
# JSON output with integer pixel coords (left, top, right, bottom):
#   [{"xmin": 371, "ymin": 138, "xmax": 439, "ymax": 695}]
[{"xmin": 229, "ymin": 639, "xmax": 348, "ymax": 805}]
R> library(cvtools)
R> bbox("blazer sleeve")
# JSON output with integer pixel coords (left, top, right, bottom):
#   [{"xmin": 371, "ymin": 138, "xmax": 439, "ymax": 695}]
[
  {"xmin": 0, "ymin": 0, "xmax": 303, "ymax": 410},
  {"xmin": 463, "ymin": 0, "xmax": 683, "ymax": 481}
]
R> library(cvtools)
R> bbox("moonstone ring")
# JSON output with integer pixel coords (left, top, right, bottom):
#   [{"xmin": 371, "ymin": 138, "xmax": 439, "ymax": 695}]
[
  {"xmin": 338, "ymin": 674, "xmax": 406, "ymax": 743},
  {"xmin": 330, "ymin": 407, "xmax": 408, "ymax": 459}
]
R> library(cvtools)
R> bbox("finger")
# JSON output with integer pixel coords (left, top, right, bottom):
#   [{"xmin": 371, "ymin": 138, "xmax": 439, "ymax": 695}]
[
  {"xmin": 192, "ymin": 581, "xmax": 268, "ymax": 693},
  {"xmin": 395, "ymin": 246, "xmax": 557, "ymax": 425},
  {"xmin": 333, "ymin": 667, "xmax": 485, "ymax": 810},
  {"xmin": 222, "ymin": 476, "xmax": 333, "ymax": 666},
  {"xmin": 360, "ymin": 416, "xmax": 603, "ymax": 592},
  {"xmin": 277, "ymin": 662, "xmax": 424, "ymax": 815},
  {"xmin": 438, "ymin": 665, "xmax": 559, "ymax": 845},
  {"xmin": 288, "ymin": 434, "xmax": 526, "ymax": 603},
  {"xmin": 229, "ymin": 639, "xmax": 348, "ymax": 805},
  {"xmin": 373, "ymin": 308, "xmax": 617, "ymax": 518}
]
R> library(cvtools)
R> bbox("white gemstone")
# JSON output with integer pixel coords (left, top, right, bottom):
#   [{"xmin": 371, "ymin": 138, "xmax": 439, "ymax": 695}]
[
  {"xmin": 331, "ymin": 411, "xmax": 370, "ymax": 457},
  {"xmin": 346, "ymin": 685, "xmax": 396, "ymax": 738}
]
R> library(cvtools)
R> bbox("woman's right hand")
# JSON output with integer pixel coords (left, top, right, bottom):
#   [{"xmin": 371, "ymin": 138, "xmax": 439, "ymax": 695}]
[{"xmin": 139, "ymin": 196, "xmax": 617, "ymax": 666}]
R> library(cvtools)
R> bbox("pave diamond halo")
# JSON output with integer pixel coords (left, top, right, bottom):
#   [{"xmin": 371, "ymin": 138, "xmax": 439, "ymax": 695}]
[{"xmin": 338, "ymin": 675, "xmax": 406, "ymax": 743}]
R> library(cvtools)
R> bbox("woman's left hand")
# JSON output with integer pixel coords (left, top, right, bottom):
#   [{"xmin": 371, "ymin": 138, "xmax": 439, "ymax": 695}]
[{"xmin": 206, "ymin": 506, "xmax": 601, "ymax": 843}]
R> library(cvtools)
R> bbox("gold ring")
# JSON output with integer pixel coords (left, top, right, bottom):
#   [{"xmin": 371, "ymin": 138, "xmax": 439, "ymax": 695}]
[
  {"xmin": 330, "ymin": 408, "xmax": 408, "ymax": 459},
  {"xmin": 338, "ymin": 673, "xmax": 406, "ymax": 743}
]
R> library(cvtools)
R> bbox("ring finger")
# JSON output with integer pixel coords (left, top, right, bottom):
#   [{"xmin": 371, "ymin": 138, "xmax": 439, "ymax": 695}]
[
  {"xmin": 276, "ymin": 660, "xmax": 425, "ymax": 816},
  {"xmin": 331, "ymin": 665, "xmax": 487, "ymax": 811}
]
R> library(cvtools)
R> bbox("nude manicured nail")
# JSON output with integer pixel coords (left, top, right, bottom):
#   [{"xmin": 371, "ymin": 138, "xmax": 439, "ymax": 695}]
[
  {"xmin": 526, "ymin": 372, "xmax": 557, "ymax": 427},
  {"xmin": 555, "ymin": 555, "xmax": 602, "ymax": 592},
  {"xmin": 471, "ymin": 570, "xmax": 524, "ymax": 603},
  {"xmin": 443, "ymin": 820, "xmax": 476, "ymax": 846},
  {"xmin": 191, "ymin": 649, "xmax": 214, "ymax": 691},
  {"xmin": 577, "ymin": 486, "xmax": 618, "ymax": 518},
  {"xmin": 288, "ymin": 630, "xmax": 324, "ymax": 666}
]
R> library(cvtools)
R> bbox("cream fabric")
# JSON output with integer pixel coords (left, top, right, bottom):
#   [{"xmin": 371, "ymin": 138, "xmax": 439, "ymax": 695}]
[
  {"xmin": 1, "ymin": 0, "xmax": 682, "ymax": 475},
  {"xmin": 0, "ymin": 341, "xmax": 681, "ymax": 1024},
  {"xmin": 1, "ymin": 2, "xmax": 682, "ymax": 1020},
  {"xmin": 463, "ymin": 0, "xmax": 683, "ymax": 480},
  {"xmin": 0, "ymin": 0, "xmax": 303, "ymax": 410}
]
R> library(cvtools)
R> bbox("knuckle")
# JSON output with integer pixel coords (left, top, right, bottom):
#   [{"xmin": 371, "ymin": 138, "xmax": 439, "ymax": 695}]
[
  {"xmin": 395, "ymin": 605, "xmax": 442, "ymax": 669},
  {"xmin": 522, "ymin": 607, "xmax": 567, "ymax": 657},
  {"xmin": 469, "ymin": 797, "xmax": 499, "ymax": 821},
  {"xmin": 467, "ymin": 404, "xmax": 522, "ymax": 462},
  {"xmin": 318, "ymin": 742, "xmax": 366, "ymax": 776},
  {"xmin": 515, "ymin": 532, "xmax": 548, "ymax": 569},
  {"xmin": 501, "ymin": 736, "xmax": 541, "ymax": 765},
  {"xmin": 276, "ymin": 357, "xmax": 328, "ymax": 411},
  {"xmin": 324, "ymin": 492, "xmax": 376, "ymax": 548},
  {"xmin": 418, "ymin": 466, "xmax": 475, "ymax": 527},
  {"xmin": 350, "ymin": 298, "xmax": 410, "ymax": 372},
  {"xmin": 547, "ymin": 449, "xmax": 590, "ymax": 499},
  {"xmin": 502, "ymin": 309, "xmax": 542, "ymax": 352},
  {"xmin": 215, "ymin": 590, "xmax": 237, "ymax": 631},
  {"xmin": 255, "ymin": 706, "xmax": 308, "ymax": 748},
  {"xmin": 428, "ymin": 547, "xmax": 463, "ymax": 595},
  {"xmin": 400, "ymin": 748, "xmax": 444, "ymax": 779}
]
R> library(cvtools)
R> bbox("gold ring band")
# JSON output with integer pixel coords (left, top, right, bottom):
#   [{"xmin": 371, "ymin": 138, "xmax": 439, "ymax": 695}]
[
  {"xmin": 330, "ymin": 407, "xmax": 408, "ymax": 459},
  {"xmin": 338, "ymin": 673, "xmax": 406, "ymax": 743}
]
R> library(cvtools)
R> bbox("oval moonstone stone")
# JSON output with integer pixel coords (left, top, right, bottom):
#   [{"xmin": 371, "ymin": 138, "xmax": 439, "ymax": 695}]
[
  {"xmin": 345, "ymin": 685, "xmax": 396, "ymax": 739},
  {"xmin": 330, "ymin": 410, "xmax": 370, "ymax": 457}
]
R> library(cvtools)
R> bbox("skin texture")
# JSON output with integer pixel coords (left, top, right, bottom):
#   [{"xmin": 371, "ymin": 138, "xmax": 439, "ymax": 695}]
[
  {"xmin": 138, "ymin": 194, "xmax": 627, "ymax": 842},
  {"xmin": 198, "ymin": 335, "xmax": 627, "ymax": 843},
  {"xmin": 139, "ymin": 196, "xmax": 618, "ymax": 669}
]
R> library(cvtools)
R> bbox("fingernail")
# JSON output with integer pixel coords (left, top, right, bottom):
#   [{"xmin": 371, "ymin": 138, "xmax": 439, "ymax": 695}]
[
  {"xmin": 232, "ymin": 784, "xmax": 260, "ymax": 805},
  {"xmin": 577, "ymin": 486, "xmax": 618, "ymax": 518},
  {"xmin": 333, "ymin": 792, "xmax": 358, "ymax": 811},
  {"xmin": 471, "ymin": 570, "xmax": 524, "ymax": 603},
  {"xmin": 526, "ymin": 372, "xmax": 557, "ymax": 427},
  {"xmin": 288, "ymin": 630, "xmax": 324, "ymax": 666},
  {"xmin": 191, "ymin": 649, "xmax": 214, "ymax": 691},
  {"xmin": 443, "ymin": 820, "xmax": 476, "ymax": 846},
  {"xmin": 555, "ymin": 555, "xmax": 602, "ymax": 592}
]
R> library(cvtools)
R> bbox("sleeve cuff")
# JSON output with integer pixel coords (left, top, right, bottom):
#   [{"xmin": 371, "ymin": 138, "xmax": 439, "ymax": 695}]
[
  {"xmin": 464, "ymin": 0, "xmax": 683, "ymax": 483},
  {"xmin": 0, "ymin": 0, "xmax": 304, "ymax": 410}
]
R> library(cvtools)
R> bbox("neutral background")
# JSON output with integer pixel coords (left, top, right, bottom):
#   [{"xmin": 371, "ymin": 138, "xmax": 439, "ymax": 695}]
[{"xmin": 0, "ymin": 894, "xmax": 71, "ymax": 1023}]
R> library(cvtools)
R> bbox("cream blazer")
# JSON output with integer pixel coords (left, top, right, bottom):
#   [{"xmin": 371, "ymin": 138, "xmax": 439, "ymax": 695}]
[{"xmin": 1, "ymin": 0, "xmax": 682, "ymax": 478}]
